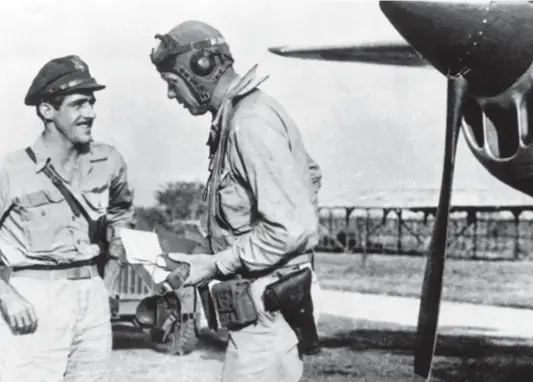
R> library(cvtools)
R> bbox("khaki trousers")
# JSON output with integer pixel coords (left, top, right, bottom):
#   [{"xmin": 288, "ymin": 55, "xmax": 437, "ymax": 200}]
[
  {"xmin": 0, "ymin": 275, "xmax": 111, "ymax": 382},
  {"xmin": 220, "ymin": 266, "xmax": 322, "ymax": 382}
]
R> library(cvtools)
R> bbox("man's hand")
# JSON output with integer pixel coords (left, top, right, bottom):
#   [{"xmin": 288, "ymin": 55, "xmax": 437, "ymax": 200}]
[
  {"xmin": 109, "ymin": 295, "xmax": 120, "ymax": 319},
  {"xmin": 108, "ymin": 237, "xmax": 126, "ymax": 267},
  {"xmin": 102, "ymin": 237, "xmax": 127, "ymax": 295},
  {"xmin": 0, "ymin": 286, "xmax": 38, "ymax": 335},
  {"xmin": 166, "ymin": 253, "xmax": 217, "ymax": 286}
]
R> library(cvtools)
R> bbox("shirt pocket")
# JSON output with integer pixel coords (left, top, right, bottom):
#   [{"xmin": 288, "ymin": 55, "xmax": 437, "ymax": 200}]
[
  {"xmin": 217, "ymin": 171, "xmax": 252, "ymax": 234},
  {"xmin": 17, "ymin": 189, "xmax": 68, "ymax": 252},
  {"xmin": 81, "ymin": 184, "xmax": 110, "ymax": 217}
]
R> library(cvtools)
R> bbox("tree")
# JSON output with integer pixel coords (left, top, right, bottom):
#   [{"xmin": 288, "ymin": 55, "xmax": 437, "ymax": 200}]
[
  {"xmin": 134, "ymin": 206, "xmax": 168, "ymax": 231},
  {"xmin": 135, "ymin": 181, "xmax": 207, "ymax": 232},
  {"xmin": 155, "ymin": 181, "xmax": 207, "ymax": 222}
]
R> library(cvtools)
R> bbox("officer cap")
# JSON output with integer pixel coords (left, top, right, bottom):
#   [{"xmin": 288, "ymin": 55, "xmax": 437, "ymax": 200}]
[{"xmin": 24, "ymin": 55, "xmax": 105, "ymax": 106}]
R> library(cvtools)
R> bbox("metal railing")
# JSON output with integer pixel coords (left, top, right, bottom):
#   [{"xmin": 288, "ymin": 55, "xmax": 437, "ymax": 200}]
[{"xmin": 318, "ymin": 207, "xmax": 533, "ymax": 260}]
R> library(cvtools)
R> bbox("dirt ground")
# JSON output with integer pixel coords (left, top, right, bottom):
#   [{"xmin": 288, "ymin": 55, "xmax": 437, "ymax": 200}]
[
  {"xmin": 109, "ymin": 253, "xmax": 533, "ymax": 381},
  {"xmin": 111, "ymin": 311, "xmax": 533, "ymax": 382},
  {"xmin": 107, "ymin": 254, "xmax": 533, "ymax": 382}
]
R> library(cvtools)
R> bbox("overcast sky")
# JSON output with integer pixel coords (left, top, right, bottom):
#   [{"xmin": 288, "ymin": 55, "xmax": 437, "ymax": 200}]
[{"xmin": 0, "ymin": 0, "xmax": 526, "ymax": 207}]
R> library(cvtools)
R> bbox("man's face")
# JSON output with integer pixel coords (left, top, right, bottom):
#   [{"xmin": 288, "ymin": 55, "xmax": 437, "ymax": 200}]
[
  {"xmin": 160, "ymin": 72, "xmax": 207, "ymax": 116},
  {"xmin": 49, "ymin": 92, "xmax": 96, "ymax": 145}
]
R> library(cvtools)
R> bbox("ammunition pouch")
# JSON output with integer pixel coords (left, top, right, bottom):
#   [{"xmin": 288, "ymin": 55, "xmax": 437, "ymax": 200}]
[
  {"xmin": 210, "ymin": 279, "xmax": 258, "ymax": 330},
  {"xmin": 262, "ymin": 267, "xmax": 321, "ymax": 356}
]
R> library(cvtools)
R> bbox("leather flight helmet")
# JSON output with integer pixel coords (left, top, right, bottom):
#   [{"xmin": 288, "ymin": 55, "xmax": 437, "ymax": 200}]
[{"xmin": 150, "ymin": 20, "xmax": 234, "ymax": 108}]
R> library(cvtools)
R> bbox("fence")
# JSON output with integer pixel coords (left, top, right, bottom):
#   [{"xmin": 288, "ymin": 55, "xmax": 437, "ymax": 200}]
[
  {"xmin": 113, "ymin": 209, "xmax": 533, "ymax": 309},
  {"xmin": 318, "ymin": 206, "xmax": 533, "ymax": 260}
]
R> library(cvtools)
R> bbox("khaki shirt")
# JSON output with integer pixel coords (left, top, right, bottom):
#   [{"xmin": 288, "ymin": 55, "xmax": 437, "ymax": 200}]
[
  {"xmin": 0, "ymin": 135, "xmax": 135, "ymax": 267},
  {"xmin": 210, "ymin": 86, "xmax": 322, "ymax": 275}
]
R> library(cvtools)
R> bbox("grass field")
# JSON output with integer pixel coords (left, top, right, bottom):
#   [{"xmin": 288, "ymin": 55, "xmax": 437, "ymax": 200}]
[
  {"xmin": 314, "ymin": 252, "xmax": 533, "ymax": 308},
  {"xmin": 110, "ymin": 253, "xmax": 533, "ymax": 381}
]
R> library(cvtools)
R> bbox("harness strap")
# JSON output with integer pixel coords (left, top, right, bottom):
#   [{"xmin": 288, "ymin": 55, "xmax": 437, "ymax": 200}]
[{"xmin": 25, "ymin": 147, "xmax": 92, "ymax": 225}]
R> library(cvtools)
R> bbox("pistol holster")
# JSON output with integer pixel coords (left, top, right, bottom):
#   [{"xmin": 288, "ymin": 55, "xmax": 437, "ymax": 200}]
[{"xmin": 263, "ymin": 267, "xmax": 321, "ymax": 356}]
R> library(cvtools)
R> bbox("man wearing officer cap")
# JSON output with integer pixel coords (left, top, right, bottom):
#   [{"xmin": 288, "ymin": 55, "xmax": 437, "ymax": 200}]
[
  {"xmin": 150, "ymin": 21, "xmax": 323, "ymax": 381},
  {"xmin": 0, "ymin": 55, "xmax": 134, "ymax": 381}
]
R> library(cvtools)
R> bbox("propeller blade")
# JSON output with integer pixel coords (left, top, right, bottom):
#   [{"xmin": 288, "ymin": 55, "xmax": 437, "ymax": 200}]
[
  {"xmin": 268, "ymin": 43, "xmax": 428, "ymax": 67},
  {"xmin": 414, "ymin": 76, "xmax": 468, "ymax": 379}
]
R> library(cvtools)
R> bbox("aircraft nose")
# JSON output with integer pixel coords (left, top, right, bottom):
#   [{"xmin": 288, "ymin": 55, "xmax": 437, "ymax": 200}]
[{"xmin": 379, "ymin": 1, "xmax": 533, "ymax": 97}]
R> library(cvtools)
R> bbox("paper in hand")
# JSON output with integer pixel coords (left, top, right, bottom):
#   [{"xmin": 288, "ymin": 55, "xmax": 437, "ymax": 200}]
[{"xmin": 119, "ymin": 228, "xmax": 170, "ymax": 284}]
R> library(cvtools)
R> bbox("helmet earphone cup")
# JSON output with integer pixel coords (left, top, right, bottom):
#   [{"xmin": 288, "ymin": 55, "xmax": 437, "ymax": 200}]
[{"xmin": 190, "ymin": 49, "xmax": 216, "ymax": 77}]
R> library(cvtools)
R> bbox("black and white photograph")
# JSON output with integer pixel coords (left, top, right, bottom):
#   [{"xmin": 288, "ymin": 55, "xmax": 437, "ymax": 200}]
[{"xmin": 1, "ymin": 1, "xmax": 533, "ymax": 381}]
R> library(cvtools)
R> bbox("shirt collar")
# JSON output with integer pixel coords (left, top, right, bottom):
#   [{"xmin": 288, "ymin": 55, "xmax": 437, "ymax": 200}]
[
  {"xmin": 207, "ymin": 65, "xmax": 270, "ymax": 154},
  {"xmin": 30, "ymin": 135, "xmax": 52, "ymax": 173},
  {"xmin": 211, "ymin": 64, "xmax": 269, "ymax": 128}
]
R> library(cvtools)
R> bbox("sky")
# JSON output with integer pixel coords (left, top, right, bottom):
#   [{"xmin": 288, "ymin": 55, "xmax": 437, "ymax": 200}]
[{"xmin": 0, "ymin": 0, "xmax": 528, "ymax": 207}]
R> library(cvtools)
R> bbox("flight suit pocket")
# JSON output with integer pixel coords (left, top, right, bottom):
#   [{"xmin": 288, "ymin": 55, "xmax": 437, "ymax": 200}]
[
  {"xmin": 217, "ymin": 172, "xmax": 252, "ymax": 234},
  {"xmin": 18, "ymin": 189, "xmax": 67, "ymax": 252}
]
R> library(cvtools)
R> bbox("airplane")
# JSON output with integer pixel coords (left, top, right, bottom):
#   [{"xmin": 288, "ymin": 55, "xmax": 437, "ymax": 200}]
[{"xmin": 268, "ymin": 1, "xmax": 533, "ymax": 380}]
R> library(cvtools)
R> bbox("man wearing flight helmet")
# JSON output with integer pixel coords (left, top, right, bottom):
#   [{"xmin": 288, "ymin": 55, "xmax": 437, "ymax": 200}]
[{"xmin": 150, "ymin": 20, "xmax": 323, "ymax": 381}]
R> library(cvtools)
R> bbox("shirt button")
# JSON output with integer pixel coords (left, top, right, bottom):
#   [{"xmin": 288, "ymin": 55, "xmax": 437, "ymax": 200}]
[
  {"xmin": 72, "ymin": 216, "xmax": 76, "ymax": 221},
  {"xmin": 77, "ymin": 239, "xmax": 81, "ymax": 245},
  {"xmin": 41, "ymin": 211, "xmax": 46, "ymax": 216}
]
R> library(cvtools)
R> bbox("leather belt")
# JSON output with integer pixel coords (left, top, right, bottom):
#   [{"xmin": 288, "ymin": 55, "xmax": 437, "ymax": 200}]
[
  {"xmin": 281, "ymin": 252, "xmax": 312, "ymax": 268},
  {"xmin": 240, "ymin": 252, "xmax": 314, "ymax": 280},
  {"xmin": 11, "ymin": 262, "xmax": 100, "ymax": 281},
  {"xmin": 272, "ymin": 260, "xmax": 312, "ymax": 278}
]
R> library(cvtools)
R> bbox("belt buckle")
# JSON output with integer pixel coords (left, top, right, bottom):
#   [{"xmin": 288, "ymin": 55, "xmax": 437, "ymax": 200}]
[{"xmin": 67, "ymin": 266, "xmax": 92, "ymax": 280}]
